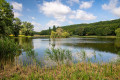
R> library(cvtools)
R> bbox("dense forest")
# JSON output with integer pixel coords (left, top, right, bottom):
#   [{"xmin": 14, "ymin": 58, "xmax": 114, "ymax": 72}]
[
  {"xmin": 40, "ymin": 19, "xmax": 120, "ymax": 36},
  {"xmin": 0, "ymin": 0, "xmax": 34, "ymax": 37}
]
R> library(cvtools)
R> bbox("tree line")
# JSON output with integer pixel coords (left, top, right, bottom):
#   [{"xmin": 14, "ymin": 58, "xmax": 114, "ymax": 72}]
[
  {"xmin": 39, "ymin": 19, "xmax": 120, "ymax": 37},
  {"xmin": 0, "ymin": 0, "xmax": 34, "ymax": 37}
]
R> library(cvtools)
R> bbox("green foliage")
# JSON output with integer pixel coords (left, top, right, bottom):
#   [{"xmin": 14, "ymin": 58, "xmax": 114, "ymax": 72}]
[
  {"xmin": 49, "ymin": 27, "xmax": 51, "ymax": 35},
  {"xmin": 75, "ymin": 27, "xmax": 85, "ymax": 36},
  {"xmin": 50, "ymin": 28, "xmax": 70, "ymax": 38},
  {"xmin": 115, "ymin": 28, "xmax": 120, "ymax": 37},
  {"xmin": 0, "ymin": 0, "xmax": 35, "ymax": 37},
  {"xmin": 40, "ymin": 19, "xmax": 120, "ymax": 36},
  {"xmin": 0, "ymin": 37, "xmax": 18, "ymax": 54},
  {"xmin": 50, "ymin": 31, "xmax": 57, "ymax": 38},
  {"xmin": 39, "ymin": 30, "xmax": 49, "ymax": 35},
  {"xmin": 21, "ymin": 22, "xmax": 34, "ymax": 36},
  {"xmin": 45, "ymin": 47, "xmax": 72, "ymax": 64},
  {"xmin": 0, "ymin": 0, "xmax": 14, "ymax": 36},
  {"xmin": 53, "ymin": 25, "xmax": 56, "ymax": 32},
  {"xmin": 62, "ymin": 32, "xmax": 70, "ymax": 38},
  {"xmin": 13, "ymin": 18, "xmax": 22, "ymax": 37}
]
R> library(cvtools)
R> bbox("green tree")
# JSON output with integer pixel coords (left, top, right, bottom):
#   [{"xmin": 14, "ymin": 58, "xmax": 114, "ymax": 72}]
[
  {"xmin": 50, "ymin": 28, "xmax": 70, "ymax": 38},
  {"xmin": 49, "ymin": 27, "xmax": 51, "ymax": 35},
  {"xmin": 53, "ymin": 25, "xmax": 56, "ymax": 32},
  {"xmin": 50, "ymin": 31, "xmax": 57, "ymax": 38},
  {"xmin": 75, "ymin": 27, "xmax": 85, "ymax": 36},
  {"xmin": 56, "ymin": 28, "xmax": 64, "ymax": 37},
  {"xmin": 115, "ymin": 28, "xmax": 120, "ymax": 37},
  {"xmin": 13, "ymin": 18, "xmax": 22, "ymax": 37},
  {"xmin": 0, "ymin": 0, "xmax": 14, "ymax": 36},
  {"xmin": 40, "ymin": 30, "xmax": 49, "ymax": 35},
  {"xmin": 22, "ymin": 22, "xmax": 34, "ymax": 36},
  {"xmin": 62, "ymin": 32, "xmax": 70, "ymax": 38}
]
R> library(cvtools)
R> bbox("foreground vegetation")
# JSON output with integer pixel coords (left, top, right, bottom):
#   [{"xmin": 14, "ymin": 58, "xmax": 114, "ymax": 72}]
[
  {"xmin": 0, "ymin": 37, "xmax": 18, "ymax": 54},
  {"xmin": 0, "ymin": 46, "xmax": 120, "ymax": 80},
  {"xmin": 0, "ymin": 62, "xmax": 120, "ymax": 80}
]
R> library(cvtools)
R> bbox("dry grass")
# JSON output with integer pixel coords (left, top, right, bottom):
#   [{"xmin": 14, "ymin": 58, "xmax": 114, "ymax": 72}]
[{"xmin": 0, "ymin": 62, "xmax": 120, "ymax": 80}]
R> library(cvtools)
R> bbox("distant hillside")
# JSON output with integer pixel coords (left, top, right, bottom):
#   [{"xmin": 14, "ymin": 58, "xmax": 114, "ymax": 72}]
[{"xmin": 40, "ymin": 19, "xmax": 120, "ymax": 36}]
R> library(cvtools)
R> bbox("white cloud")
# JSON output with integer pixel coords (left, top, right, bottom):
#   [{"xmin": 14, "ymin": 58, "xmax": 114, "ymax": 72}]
[
  {"xmin": 102, "ymin": 0, "xmax": 120, "ymax": 17},
  {"xmin": 102, "ymin": 0, "xmax": 118, "ymax": 10},
  {"xmin": 67, "ymin": 0, "xmax": 79, "ymax": 6},
  {"xmin": 31, "ymin": 21, "xmax": 42, "ymax": 32},
  {"xmin": 31, "ymin": 17, "xmax": 35, "ymax": 20},
  {"xmin": 38, "ymin": 1, "xmax": 71, "ymax": 22},
  {"xmin": 69, "ymin": 10, "xmax": 96, "ymax": 20},
  {"xmin": 38, "ymin": 0, "xmax": 96, "ymax": 28},
  {"xmin": 14, "ymin": 12, "xmax": 22, "ymax": 18},
  {"xmin": 80, "ymin": 1, "xmax": 93, "ymax": 9},
  {"xmin": 112, "ymin": 7, "xmax": 120, "ymax": 17},
  {"xmin": 46, "ymin": 20, "xmax": 60, "ymax": 28},
  {"xmin": 12, "ymin": 2, "xmax": 22, "ymax": 11},
  {"xmin": 11, "ymin": 1, "xmax": 23, "ymax": 18}
]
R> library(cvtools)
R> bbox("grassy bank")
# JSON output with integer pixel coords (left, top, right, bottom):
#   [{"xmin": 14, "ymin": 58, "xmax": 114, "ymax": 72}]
[
  {"xmin": 9, "ymin": 35, "xmax": 119, "ymax": 39},
  {"xmin": 9, "ymin": 35, "xmax": 50, "ymax": 38},
  {"xmin": 70, "ymin": 35, "xmax": 117, "ymax": 38},
  {"xmin": 0, "ymin": 62, "xmax": 120, "ymax": 80}
]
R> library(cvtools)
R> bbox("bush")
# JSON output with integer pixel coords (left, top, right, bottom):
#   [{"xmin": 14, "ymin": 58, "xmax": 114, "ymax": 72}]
[
  {"xmin": 115, "ymin": 28, "xmax": 120, "ymax": 37},
  {"xmin": 50, "ymin": 28, "xmax": 70, "ymax": 38},
  {"xmin": 0, "ymin": 37, "xmax": 19, "ymax": 54},
  {"xmin": 62, "ymin": 32, "xmax": 70, "ymax": 38}
]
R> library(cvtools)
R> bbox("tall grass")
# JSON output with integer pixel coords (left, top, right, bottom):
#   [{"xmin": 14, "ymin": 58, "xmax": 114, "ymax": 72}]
[
  {"xmin": 0, "ymin": 37, "xmax": 18, "ymax": 54},
  {"xmin": 45, "ymin": 47, "xmax": 72, "ymax": 65}
]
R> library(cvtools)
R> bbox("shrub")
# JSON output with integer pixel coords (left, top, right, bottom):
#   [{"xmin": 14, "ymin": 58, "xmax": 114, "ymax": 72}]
[
  {"xmin": 0, "ymin": 37, "xmax": 19, "ymax": 54},
  {"xmin": 115, "ymin": 28, "xmax": 120, "ymax": 37},
  {"xmin": 62, "ymin": 32, "xmax": 70, "ymax": 38}
]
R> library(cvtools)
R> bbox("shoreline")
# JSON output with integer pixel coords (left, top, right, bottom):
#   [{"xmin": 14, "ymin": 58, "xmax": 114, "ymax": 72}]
[{"xmin": 9, "ymin": 35, "xmax": 120, "ymax": 39}]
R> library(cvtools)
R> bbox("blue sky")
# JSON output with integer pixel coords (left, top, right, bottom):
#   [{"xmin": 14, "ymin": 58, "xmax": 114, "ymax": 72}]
[{"xmin": 6, "ymin": 0, "xmax": 120, "ymax": 32}]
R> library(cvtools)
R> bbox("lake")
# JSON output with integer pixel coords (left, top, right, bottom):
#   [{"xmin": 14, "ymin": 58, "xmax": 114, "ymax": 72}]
[{"xmin": 1, "ymin": 37, "xmax": 120, "ymax": 67}]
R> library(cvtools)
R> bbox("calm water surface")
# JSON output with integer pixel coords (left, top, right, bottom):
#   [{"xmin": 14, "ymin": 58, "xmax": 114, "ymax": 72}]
[{"xmin": 1, "ymin": 37, "xmax": 120, "ymax": 66}]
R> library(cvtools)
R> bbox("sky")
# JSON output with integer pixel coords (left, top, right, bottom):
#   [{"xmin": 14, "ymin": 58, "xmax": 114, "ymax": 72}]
[{"xmin": 6, "ymin": 0, "xmax": 120, "ymax": 32}]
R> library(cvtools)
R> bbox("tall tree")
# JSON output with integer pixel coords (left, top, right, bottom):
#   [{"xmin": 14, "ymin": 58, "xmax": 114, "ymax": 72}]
[
  {"xmin": 13, "ymin": 18, "xmax": 22, "ymax": 37},
  {"xmin": 0, "ymin": 0, "xmax": 14, "ymax": 36},
  {"xmin": 53, "ymin": 25, "xmax": 56, "ymax": 32},
  {"xmin": 22, "ymin": 22, "xmax": 34, "ymax": 36},
  {"xmin": 75, "ymin": 27, "xmax": 85, "ymax": 36},
  {"xmin": 49, "ymin": 27, "xmax": 51, "ymax": 35}
]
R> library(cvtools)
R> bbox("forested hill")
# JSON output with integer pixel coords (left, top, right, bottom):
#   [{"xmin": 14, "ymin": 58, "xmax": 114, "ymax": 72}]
[
  {"xmin": 62, "ymin": 19, "xmax": 120, "ymax": 36},
  {"xmin": 40, "ymin": 19, "xmax": 120, "ymax": 36}
]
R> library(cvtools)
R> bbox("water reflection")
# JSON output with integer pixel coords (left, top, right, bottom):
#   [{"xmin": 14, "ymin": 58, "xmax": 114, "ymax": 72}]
[{"xmin": 0, "ymin": 37, "xmax": 120, "ymax": 68}]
